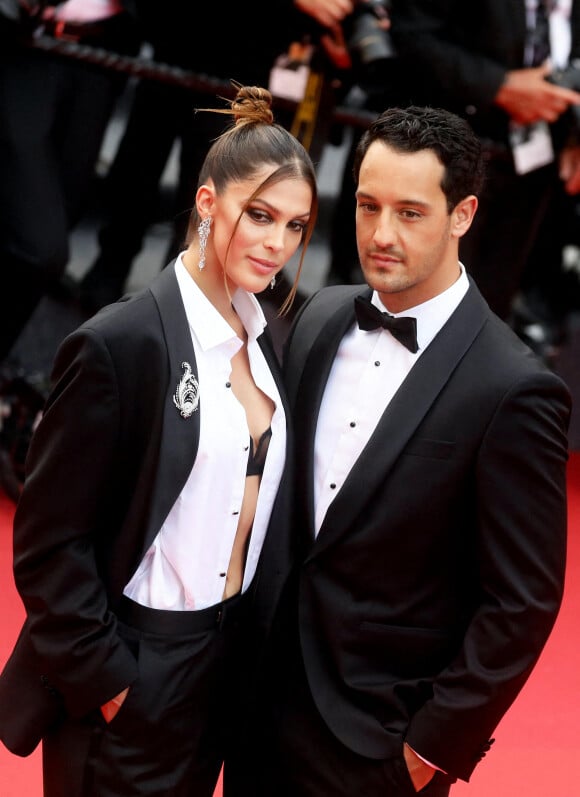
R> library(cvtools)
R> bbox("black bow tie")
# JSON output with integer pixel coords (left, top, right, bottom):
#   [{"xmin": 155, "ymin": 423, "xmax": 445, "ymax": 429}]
[{"xmin": 354, "ymin": 296, "xmax": 419, "ymax": 353}]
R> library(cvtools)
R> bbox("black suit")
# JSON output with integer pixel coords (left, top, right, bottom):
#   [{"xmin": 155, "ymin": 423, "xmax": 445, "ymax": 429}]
[
  {"xmin": 0, "ymin": 264, "xmax": 294, "ymax": 795},
  {"xmin": 391, "ymin": 0, "xmax": 580, "ymax": 319},
  {"xmin": 259, "ymin": 280, "xmax": 570, "ymax": 793}
]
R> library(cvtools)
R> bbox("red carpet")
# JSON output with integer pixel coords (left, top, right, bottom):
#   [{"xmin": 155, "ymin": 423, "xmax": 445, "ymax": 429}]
[{"xmin": 1, "ymin": 453, "xmax": 579, "ymax": 796}]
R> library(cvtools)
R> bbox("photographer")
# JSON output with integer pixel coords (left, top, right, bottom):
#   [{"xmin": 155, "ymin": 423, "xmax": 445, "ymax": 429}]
[
  {"xmin": 296, "ymin": 0, "xmax": 393, "ymax": 80},
  {"xmin": 393, "ymin": 0, "xmax": 580, "ymax": 363},
  {"xmin": 294, "ymin": 0, "xmax": 408, "ymax": 285},
  {"xmin": 0, "ymin": 1, "xmax": 142, "ymax": 367},
  {"xmin": 0, "ymin": 0, "xmax": 142, "ymax": 500}
]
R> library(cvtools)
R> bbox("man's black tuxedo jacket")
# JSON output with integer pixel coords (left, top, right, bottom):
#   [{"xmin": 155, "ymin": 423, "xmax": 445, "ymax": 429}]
[
  {"xmin": 0, "ymin": 264, "xmax": 294, "ymax": 756},
  {"xmin": 281, "ymin": 280, "xmax": 571, "ymax": 782}
]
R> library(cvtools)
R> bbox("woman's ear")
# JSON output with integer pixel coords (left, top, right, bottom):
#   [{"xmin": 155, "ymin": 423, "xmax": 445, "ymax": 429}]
[{"xmin": 195, "ymin": 182, "xmax": 216, "ymax": 217}]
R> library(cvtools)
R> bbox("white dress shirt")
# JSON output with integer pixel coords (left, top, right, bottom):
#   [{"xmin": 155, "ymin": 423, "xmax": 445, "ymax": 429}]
[
  {"xmin": 124, "ymin": 255, "xmax": 287, "ymax": 610},
  {"xmin": 525, "ymin": 0, "xmax": 572, "ymax": 68},
  {"xmin": 313, "ymin": 265, "xmax": 469, "ymax": 535}
]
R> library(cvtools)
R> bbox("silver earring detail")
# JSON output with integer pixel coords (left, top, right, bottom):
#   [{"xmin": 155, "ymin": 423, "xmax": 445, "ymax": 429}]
[
  {"xmin": 197, "ymin": 217, "xmax": 212, "ymax": 271},
  {"xmin": 270, "ymin": 275, "xmax": 276, "ymax": 290}
]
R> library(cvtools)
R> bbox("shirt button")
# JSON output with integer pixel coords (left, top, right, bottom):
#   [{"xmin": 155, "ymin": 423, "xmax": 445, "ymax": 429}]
[
  {"xmin": 374, "ymin": 361, "xmax": 380, "ymax": 367},
  {"xmin": 350, "ymin": 421, "xmax": 356, "ymax": 428},
  {"xmin": 225, "ymin": 381, "xmax": 232, "ymax": 388},
  {"xmin": 330, "ymin": 483, "xmax": 336, "ymax": 489}
]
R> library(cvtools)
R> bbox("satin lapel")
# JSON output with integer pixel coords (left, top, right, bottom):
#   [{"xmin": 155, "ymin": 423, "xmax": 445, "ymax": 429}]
[
  {"xmin": 310, "ymin": 283, "xmax": 489, "ymax": 558},
  {"xmin": 258, "ymin": 329, "xmax": 288, "ymax": 417},
  {"xmin": 256, "ymin": 328, "xmax": 294, "ymax": 568},
  {"xmin": 294, "ymin": 291, "xmax": 365, "ymax": 533},
  {"xmin": 258, "ymin": 325, "xmax": 293, "ymax": 497},
  {"xmin": 143, "ymin": 265, "xmax": 200, "ymax": 545}
]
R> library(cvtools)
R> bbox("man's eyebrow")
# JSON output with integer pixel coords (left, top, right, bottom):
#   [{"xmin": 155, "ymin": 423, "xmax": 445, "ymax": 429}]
[{"xmin": 355, "ymin": 190, "xmax": 431, "ymax": 209}]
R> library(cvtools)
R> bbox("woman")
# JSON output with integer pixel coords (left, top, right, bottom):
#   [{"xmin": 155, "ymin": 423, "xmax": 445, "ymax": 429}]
[{"xmin": 0, "ymin": 84, "xmax": 318, "ymax": 796}]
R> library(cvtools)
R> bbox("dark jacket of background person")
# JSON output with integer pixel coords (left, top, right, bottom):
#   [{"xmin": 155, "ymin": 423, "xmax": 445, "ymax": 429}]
[
  {"xmin": 0, "ymin": 0, "xmax": 142, "ymax": 363},
  {"xmin": 392, "ymin": 0, "xmax": 580, "ymax": 145},
  {"xmin": 74, "ymin": 0, "xmax": 303, "ymax": 316},
  {"xmin": 391, "ymin": 0, "xmax": 580, "ymax": 329}
]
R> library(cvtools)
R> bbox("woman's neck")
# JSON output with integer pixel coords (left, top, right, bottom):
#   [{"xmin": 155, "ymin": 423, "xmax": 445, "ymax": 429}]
[{"xmin": 182, "ymin": 248, "xmax": 245, "ymax": 339}]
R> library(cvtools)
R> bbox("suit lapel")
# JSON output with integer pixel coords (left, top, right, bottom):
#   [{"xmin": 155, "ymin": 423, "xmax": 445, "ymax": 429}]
[
  {"xmin": 310, "ymin": 283, "xmax": 490, "ymax": 558},
  {"xmin": 143, "ymin": 265, "xmax": 201, "ymax": 546},
  {"xmin": 258, "ymin": 328, "xmax": 288, "ymax": 415}
]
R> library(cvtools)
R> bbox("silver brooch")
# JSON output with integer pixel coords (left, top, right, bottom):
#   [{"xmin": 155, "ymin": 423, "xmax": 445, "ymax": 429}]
[{"xmin": 173, "ymin": 362, "xmax": 199, "ymax": 418}]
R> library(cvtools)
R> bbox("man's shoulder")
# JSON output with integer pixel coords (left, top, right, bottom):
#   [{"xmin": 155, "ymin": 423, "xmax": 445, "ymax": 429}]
[
  {"xmin": 312, "ymin": 283, "xmax": 366, "ymax": 302},
  {"xmin": 471, "ymin": 309, "xmax": 572, "ymax": 404},
  {"xmin": 288, "ymin": 284, "xmax": 364, "ymax": 342},
  {"xmin": 300, "ymin": 283, "xmax": 366, "ymax": 318}
]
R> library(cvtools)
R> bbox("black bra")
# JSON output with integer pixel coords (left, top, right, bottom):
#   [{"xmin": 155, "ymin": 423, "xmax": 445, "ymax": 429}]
[{"xmin": 246, "ymin": 427, "xmax": 272, "ymax": 477}]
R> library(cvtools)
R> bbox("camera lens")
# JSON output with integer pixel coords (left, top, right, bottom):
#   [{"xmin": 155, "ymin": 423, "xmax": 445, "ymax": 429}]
[
  {"xmin": 345, "ymin": 1, "xmax": 396, "ymax": 87},
  {"xmin": 348, "ymin": 11, "xmax": 395, "ymax": 66}
]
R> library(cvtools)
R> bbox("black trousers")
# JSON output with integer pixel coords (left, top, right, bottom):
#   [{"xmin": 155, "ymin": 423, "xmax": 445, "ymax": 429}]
[
  {"xmin": 258, "ymin": 647, "xmax": 452, "ymax": 797},
  {"xmin": 41, "ymin": 592, "xmax": 254, "ymax": 797},
  {"xmin": 255, "ymin": 577, "xmax": 454, "ymax": 797}
]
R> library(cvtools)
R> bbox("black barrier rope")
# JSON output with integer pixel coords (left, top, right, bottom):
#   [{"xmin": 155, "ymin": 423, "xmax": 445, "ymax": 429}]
[{"xmin": 28, "ymin": 34, "xmax": 378, "ymax": 132}]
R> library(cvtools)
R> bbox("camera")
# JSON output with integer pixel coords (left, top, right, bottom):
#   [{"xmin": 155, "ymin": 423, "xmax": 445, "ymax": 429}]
[
  {"xmin": 547, "ymin": 62, "xmax": 580, "ymax": 92},
  {"xmin": 345, "ymin": 0, "xmax": 396, "ymax": 84},
  {"xmin": 546, "ymin": 62, "xmax": 580, "ymax": 127}
]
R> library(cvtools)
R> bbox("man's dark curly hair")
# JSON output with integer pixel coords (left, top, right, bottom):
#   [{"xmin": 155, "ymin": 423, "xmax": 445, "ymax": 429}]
[{"xmin": 353, "ymin": 105, "xmax": 486, "ymax": 212}]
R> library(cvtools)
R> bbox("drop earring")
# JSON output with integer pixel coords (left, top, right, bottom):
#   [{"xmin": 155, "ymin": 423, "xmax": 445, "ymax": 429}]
[
  {"xmin": 270, "ymin": 275, "xmax": 276, "ymax": 290},
  {"xmin": 197, "ymin": 216, "xmax": 212, "ymax": 271}
]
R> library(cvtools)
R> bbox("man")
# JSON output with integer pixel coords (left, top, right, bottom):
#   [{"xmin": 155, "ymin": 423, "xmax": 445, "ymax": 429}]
[
  {"xmin": 391, "ymin": 0, "xmax": 580, "ymax": 360},
  {"xmin": 258, "ymin": 106, "xmax": 571, "ymax": 795},
  {"xmin": 293, "ymin": 0, "xmax": 406, "ymax": 287}
]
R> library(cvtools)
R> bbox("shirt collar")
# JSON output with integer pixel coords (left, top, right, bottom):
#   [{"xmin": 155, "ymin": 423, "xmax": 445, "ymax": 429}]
[
  {"xmin": 174, "ymin": 253, "xmax": 267, "ymax": 350},
  {"xmin": 372, "ymin": 263, "xmax": 469, "ymax": 353}
]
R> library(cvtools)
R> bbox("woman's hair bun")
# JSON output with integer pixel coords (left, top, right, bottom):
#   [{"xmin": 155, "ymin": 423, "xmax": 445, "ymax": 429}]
[{"xmin": 230, "ymin": 84, "xmax": 274, "ymax": 126}]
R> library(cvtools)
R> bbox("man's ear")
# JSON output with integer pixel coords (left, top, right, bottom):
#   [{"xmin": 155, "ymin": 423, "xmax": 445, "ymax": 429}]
[
  {"xmin": 452, "ymin": 195, "xmax": 478, "ymax": 239},
  {"xmin": 195, "ymin": 181, "xmax": 216, "ymax": 217}
]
